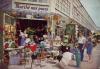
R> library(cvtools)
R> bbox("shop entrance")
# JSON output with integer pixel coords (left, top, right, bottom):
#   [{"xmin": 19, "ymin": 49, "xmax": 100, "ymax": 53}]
[{"xmin": 16, "ymin": 19, "xmax": 47, "ymax": 45}]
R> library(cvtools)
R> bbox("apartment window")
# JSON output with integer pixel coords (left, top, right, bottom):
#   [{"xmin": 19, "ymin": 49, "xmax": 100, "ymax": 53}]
[
  {"xmin": 62, "ymin": 4, "xmax": 65, "ymax": 12},
  {"xmin": 21, "ymin": 0, "xmax": 27, "ymax": 1},
  {"xmin": 38, "ymin": 0, "xmax": 48, "ymax": 3},
  {"xmin": 20, "ymin": 0, "xmax": 37, "ymax": 2},
  {"xmin": 31, "ymin": 0, "xmax": 37, "ymax": 2},
  {"xmin": 62, "ymin": 1, "xmax": 64, "ymax": 12},
  {"xmin": 22, "ymin": 0, "xmax": 48, "ymax": 3},
  {"xmin": 58, "ymin": 0, "xmax": 60, "ymax": 3},
  {"xmin": 56, "ymin": 3, "xmax": 59, "ymax": 9},
  {"xmin": 67, "ymin": 1, "xmax": 70, "ymax": 13},
  {"xmin": 73, "ymin": 6, "xmax": 77, "ymax": 20},
  {"xmin": 60, "ymin": 2, "xmax": 62, "ymax": 11},
  {"xmin": 63, "ymin": 4, "xmax": 66, "ymax": 12},
  {"xmin": 63, "ymin": 0, "xmax": 70, "ymax": 15},
  {"xmin": 56, "ymin": 0, "xmax": 59, "ymax": 9}
]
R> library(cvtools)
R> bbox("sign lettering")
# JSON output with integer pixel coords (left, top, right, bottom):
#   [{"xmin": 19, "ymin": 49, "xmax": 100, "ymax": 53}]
[{"xmin": 15, "ymin": 2, "xmax": 49, "ymax": 12}]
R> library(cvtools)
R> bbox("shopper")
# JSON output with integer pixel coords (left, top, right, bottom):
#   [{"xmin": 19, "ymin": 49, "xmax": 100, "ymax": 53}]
[
  {"xmin": 59, "ymin": 46, "xmax": 73, "ymax": 69},
  {"xmin": 74, "ymin": 45, "xmax": 81, "ymax": 67},
  {"xmin": 78, "ymin": 32, "xmax": 86, "ymax": 61},
  {"xmin": 86, "ymin": 32, "xmax": 93, "ymax": 62}
]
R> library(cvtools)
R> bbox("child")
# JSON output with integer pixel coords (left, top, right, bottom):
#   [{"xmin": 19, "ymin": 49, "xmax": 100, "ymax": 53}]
[{"xmin": 74, "ymin": 45, "xmax": 81, "ymax": 67}]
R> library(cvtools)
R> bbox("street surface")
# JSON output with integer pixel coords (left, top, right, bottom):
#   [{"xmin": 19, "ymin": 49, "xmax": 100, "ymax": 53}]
[{"xmin": 9, "ymin": 44, "xmax": 100, "ymax": 69}]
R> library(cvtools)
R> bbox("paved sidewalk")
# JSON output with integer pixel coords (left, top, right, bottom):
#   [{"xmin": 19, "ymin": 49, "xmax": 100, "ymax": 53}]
[{"xmin": 9, "ymin": 45, "xmax": 100, "ymax": 69}]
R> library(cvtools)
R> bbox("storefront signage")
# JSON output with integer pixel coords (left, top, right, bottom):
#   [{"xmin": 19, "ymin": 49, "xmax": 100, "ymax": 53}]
[{"xmin": 14, "ymin": 2, "xmax": 49, "ymax": 13}]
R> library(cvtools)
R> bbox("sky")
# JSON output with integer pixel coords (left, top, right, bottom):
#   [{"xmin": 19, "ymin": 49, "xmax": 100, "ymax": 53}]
[{"xmin": 80, "ymin": 0, "xmax": 100, "ymax": 27}]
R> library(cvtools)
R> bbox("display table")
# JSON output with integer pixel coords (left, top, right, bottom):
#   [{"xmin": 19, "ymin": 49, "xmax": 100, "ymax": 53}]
[
  {"xmin": 9, "ymin": 53, "xmax": 20, "ymax": 65},
  {"xmin": 4, "ymin": 46, "xmax": 25, "ymax": 65}
]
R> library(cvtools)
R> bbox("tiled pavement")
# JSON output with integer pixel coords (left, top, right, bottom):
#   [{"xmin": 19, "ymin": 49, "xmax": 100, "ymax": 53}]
[{"xmin": 9, "ymin": 44, "xmax": 100, "ymax": 69}]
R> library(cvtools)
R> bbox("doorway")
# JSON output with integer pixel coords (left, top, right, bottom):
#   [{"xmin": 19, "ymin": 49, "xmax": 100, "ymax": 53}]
[{"xmin": 16, "ymin": 19, "xmax": 47, "ymax": 45}]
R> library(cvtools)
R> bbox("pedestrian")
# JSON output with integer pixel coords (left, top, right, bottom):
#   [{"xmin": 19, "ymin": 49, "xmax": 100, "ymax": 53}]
[
  {"xmin": 78, "ymin": 32, "xmax": 86, "ymax": 61},
  {"xmin": 86, "ymin": 32, "xmax": 93, "ymax": 63},
  {"xmin": 59, "ymin": 46, "xmax": 73, "ymax": 69},
  {"xmin": 56, "ymin": 45, "xmax": 67, "ymax": 62},
  {"xmin": 74, "ymin": 44, "xmax": 81, "ymax": 67}
]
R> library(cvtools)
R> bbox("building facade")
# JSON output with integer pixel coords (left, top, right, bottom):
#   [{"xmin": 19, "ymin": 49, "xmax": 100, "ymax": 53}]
[
  {"xmin": 0, "ymin": 0, "xmax": 97, "ymax": 36},
  {"xmin": 0, "ymin": 0, "xmax": 97, "ymax": 63}
]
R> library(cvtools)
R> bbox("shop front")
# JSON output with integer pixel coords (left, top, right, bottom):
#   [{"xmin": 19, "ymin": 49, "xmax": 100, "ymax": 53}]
[
  {"xmin": 0, "ymin": 1, "xmax": 62, "ymax": 66},
  {"xmin": 10, "ymin": 1, "xmax": 51, "ymax": 45},
  {"xmin": 0, "ymin": 11, "xmax": 16, "ymax": 66},
  {"xmin": 2, "ymin": 12, "xmax": 49, "ymax": 65},
  {"xmin": 16, "ymin": 18, "xmax": 48, "ymax": 45}
]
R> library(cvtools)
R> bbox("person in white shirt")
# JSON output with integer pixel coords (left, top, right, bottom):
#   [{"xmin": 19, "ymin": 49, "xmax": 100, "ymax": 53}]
[
  {"xmin": 59, "ymin": 47, "xmax": 73, "ymax": 69},
  {"xmin": 78, "ymin": 32, "xmax": 86, "ymax": 61}
]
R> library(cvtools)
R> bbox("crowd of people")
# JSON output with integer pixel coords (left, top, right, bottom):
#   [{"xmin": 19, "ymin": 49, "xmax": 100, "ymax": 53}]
[
  {"xmin": 3, "ymin": 29, "xmax": 96, "ymax": 69},
  {"xmin": 57, "ymin": 31, "xmax": 94, "ymax": 69},
  {"xmin": 20, "ymin": 30, "xmax": 95, "ymax": 68}
]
